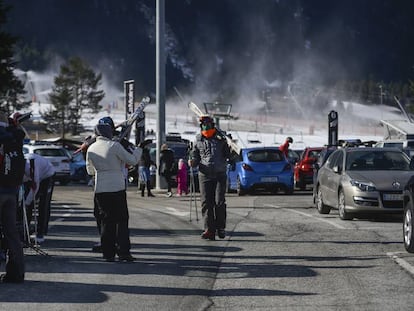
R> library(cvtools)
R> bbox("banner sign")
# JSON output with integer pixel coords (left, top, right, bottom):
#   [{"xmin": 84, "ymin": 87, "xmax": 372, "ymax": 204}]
[
  {"xmin": 328, "ymin": 110, "xmax": 338, "ymax": 146},
  {"xmin": 124, "ymin": 80, "xmax": 135, "ymax": 119}
]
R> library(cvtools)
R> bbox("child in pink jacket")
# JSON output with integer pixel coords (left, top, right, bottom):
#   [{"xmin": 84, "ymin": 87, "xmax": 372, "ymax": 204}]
[{"xmin": 176, "ymin": 158, "xmax": 188, "ymax": 196}]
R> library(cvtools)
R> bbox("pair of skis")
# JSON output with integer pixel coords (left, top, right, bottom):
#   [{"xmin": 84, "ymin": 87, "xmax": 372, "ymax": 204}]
[
  {"xmin": 74, "ymin": 96, "xmax": 150, "ymax": 155},
  {"xmin": 116, "ymin": 96, "xmax": 151, "ymax": 142},
  {"xmin": 188, "ymin": 101, "xmax": 241, "ymax": 155}
]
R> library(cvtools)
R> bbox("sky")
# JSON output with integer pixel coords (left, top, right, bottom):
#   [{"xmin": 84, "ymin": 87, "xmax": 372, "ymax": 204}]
[{"xmin": 5, "ymin": 0, "xmax": 414, "ymax": 107}]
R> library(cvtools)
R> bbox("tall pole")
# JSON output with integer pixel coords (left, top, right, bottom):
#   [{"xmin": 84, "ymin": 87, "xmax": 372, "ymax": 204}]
[
  {"xmin": 156, "ymin": 0, "xmax": 166, "ymax": 190},
  {"xmin": 379, "ymin": 84, "xmax": 383, "ymax": 120}
]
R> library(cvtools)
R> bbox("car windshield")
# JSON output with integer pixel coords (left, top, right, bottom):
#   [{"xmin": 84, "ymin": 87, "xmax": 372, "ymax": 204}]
[
  {"xmin": 346, "ymin": 150, "xmax": 411, "ymax": 171},
  {"xmin": 34, "ymin": 148, "xmax": 68, "ymax": 157},
  {"xmin": 247, "ymin": 149, "xmax": 283, "ymax": 162}
]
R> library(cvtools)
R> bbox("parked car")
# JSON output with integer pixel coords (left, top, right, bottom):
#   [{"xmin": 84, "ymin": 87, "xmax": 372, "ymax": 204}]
[
  {"xmin": 23, "ymin": 143, "xmax": 71, "ymax": 185},
  {"xmin": 294, "ymin": 147, "xmax": 323, "ymax": 190},
  {"xmin": 403, "ymin": 175, "xmax": 414, "ymax": 253},
  {"xmin": 374, "ymin": 139, "xmax": 414, "ymax": 158},
  {"xmin": 314, "ymin": 147, "xmax": 414, "ymax": 220},
  {"xmin": 68, "ymin": 151, "xmax": 89, "ymax": 183},
  {"xmin": 227, "ymin": 147, "xmax": 294, "ymax": 195}
]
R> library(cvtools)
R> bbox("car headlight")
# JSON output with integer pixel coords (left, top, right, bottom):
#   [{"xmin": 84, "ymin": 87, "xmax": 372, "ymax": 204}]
[{"xmin": 350, "ymin": 180, "xmax": 376, "ymax": 192}]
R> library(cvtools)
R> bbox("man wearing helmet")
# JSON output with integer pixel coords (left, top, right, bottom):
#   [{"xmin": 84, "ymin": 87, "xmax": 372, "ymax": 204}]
[
  {"xmin": 188, "ymin": 116, "xmax": 231, "ymax": 240},
  {"xmin": 279, "ymin": 136, "xmax": 293, "ymax": 158}
]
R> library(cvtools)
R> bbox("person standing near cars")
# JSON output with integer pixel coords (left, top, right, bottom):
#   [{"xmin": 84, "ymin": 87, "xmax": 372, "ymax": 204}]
[
  {"xmin": 159, "ymin": 143, "xmax": 175, "ymax": 197},
  {"xmin": 138, "ymin": 141, "xmax": 155, "ymax": 197},
  {"xmin": 77, "ymin": 116, "xmax": 129, "ymax": 252},
  {"xmin": 23, "ymin": 153, "xmax": 55, "ymax": 244},
  {"xmin": 176, "ymin": 158, "xmax": 188, "ymax": 196},
  {"xmin": 188, "ymin": 116, "xmax": 231, "ymax": 240},
  {"xmin": 279, "ymin": 136, "xmax": 293, "ymax": 158},
  {"xmin": 86, "ymin": 123, "xmax": 142, "ymax": 262},
  {"xmin": 0, "ymin": 112, "xmax": 26, "ymax": 283}
]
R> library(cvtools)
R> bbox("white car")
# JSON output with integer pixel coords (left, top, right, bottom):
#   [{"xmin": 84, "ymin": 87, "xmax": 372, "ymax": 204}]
[{"xmin": 23, "ymin": 143, "xmax": 71, "ymax": 185}]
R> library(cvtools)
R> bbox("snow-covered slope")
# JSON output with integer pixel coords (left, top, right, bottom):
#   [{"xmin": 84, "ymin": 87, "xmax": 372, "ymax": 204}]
[{"xmin": 23, "ymin": 97, "xmax": 402, "ymax": 149}]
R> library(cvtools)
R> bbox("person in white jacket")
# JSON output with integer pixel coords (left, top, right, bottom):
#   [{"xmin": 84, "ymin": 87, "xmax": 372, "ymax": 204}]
[
  {"xmin": 24, "ymin": 153, "xmax": 56, "ymax": 244},
  {"xmin": 86, "ymin": 123, "xmax": 141, "ymax": 262}
]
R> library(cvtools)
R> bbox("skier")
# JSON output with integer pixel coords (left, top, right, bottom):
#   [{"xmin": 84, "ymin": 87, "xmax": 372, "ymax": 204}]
[{"xmin": 188, "ymin": 116, "xmax": 231, "ymax": 240}]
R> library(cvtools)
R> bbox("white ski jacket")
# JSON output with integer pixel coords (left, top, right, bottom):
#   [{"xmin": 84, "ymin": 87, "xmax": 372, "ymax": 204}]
[{"xmin": 86, "ymin": 136, "xmax": 141, "ymax": 193}]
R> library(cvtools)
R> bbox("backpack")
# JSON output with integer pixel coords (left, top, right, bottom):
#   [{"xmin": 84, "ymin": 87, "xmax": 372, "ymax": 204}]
[{"xmin": 0, "ymin": 126, "xmax": 26, "ymax": 187}]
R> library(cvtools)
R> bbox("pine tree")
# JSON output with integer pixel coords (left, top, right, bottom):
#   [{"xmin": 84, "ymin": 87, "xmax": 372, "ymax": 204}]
[
  {"xmin": 46, "ymin": 57, "xmax": 105, "ymax": 137},
  {"xmin": 0, "ymin": 0, "xmax": 26, "ymax": 114}
]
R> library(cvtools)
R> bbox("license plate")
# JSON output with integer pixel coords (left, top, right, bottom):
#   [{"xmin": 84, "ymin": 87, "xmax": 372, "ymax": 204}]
[
  {"xmin": 261, "ymin": 177, "xmax": 278, "ymax": 182},
  {"xmin": 383, "ymin": 193, "xmax": 403, "ymax": 201},
  {"xmin": 52, "ymin": 162, "xmax": 59, "ymax": 167}
]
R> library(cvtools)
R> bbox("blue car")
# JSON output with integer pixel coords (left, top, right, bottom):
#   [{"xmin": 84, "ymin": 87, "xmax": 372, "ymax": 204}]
[{"xmin": 227, "ymin": 147, "xmax": 294, "ymax": 195}]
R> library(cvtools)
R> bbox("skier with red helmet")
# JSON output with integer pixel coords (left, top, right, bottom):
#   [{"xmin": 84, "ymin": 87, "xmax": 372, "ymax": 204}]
[{"xmin": 188, "ymin": 116, "xmax": 231, "ymax": 240}]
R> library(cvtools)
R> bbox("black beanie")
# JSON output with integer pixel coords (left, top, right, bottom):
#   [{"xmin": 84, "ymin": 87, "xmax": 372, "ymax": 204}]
[{"xmin": 95, "ymin": 123, "xmax": 113, "ymax": 139}]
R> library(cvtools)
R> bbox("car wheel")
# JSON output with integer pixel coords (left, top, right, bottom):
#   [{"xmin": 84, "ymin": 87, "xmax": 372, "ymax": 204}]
[
  {"xmin": 316, "ymin": 186, "xmax": 331, "ymax": 214},
  {"xmin": 338, "ymin": 189, "xmax": 353, "ymax": 220},
  {"xmin": 403, "ymin": 200, "xmax": 414, "ymax": 253},
  {"xmin": 237, "ymin": 177, "xmax": 246, "ymax": 196}
]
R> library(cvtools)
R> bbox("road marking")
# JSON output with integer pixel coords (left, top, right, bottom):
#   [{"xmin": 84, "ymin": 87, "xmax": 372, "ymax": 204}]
[
  {"xmin": 264, "ymin": 204, "xmax": 347, "ymax": 229},
  {"xmin": 51, "ymin": 205, "xmax": 73, "ymax": 226},
  {"xmin": 387, "ymin": 252, "xmax": 414, "ymax": 276}
]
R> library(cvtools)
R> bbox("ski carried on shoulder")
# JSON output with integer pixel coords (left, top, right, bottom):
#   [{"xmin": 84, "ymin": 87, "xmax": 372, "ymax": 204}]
[
  {"xmin": 188, "ymin": 101, "xmax": 241, "ymax": 154},
  {"xmin": 116, "ymin": 96, "xmax": 151, "ymax": 142}
]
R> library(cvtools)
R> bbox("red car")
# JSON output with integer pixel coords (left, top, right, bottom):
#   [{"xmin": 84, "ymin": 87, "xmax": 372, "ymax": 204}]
[{"xmin": 294, "ymin": 147, "xmax": 323, "ymax": 190}]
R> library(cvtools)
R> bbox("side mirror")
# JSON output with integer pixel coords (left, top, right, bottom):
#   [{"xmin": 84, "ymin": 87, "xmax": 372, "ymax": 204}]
[{"xmin": 333, "ymin": 165, "xmax": 342, "ymax": 174}]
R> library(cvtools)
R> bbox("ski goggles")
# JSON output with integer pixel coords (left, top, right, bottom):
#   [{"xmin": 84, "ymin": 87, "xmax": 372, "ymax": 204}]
[{"xmin": 201, "ymin": 123, "xmax": 214, "ymax": 130}]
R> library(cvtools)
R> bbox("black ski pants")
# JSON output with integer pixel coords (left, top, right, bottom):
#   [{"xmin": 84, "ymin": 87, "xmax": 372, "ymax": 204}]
[
  {"xmin": 198, "ymin": 172, "xmax": 227, "ymax": 232},
  {"xmin": 0, "ymin": 192, "xmax": 25, "ymax": 281},
  {"xmin": 95, "ymin": 190, "xmax": 131, "ymax": 259}
]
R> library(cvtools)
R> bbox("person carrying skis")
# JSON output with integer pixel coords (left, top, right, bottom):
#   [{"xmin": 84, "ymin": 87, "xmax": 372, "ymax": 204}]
[
  {"xmin": 86, "ymin": 122, "xmax": 141, "ymax": 262},
  {"xmin": 188, "ymin": 116, "xmax": 231, "ymax": 240}
]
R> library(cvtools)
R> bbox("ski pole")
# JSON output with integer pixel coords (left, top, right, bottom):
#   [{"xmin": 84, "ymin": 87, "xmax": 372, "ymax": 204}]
[{"xmin": 191, "ymin": 167, "xmax": 199, "ymax": 221}]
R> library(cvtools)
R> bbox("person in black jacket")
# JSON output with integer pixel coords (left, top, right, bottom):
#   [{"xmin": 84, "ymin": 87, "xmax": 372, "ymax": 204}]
[
  {"xmin": 159, "ymin": 143, "xmax": 175, "ymax": 197},
  {"xmin": 188, "ymin": 116, "xmax": 231, "ymax": 240},
  {"xmin": 0, "ymin": 112, "xmax": 26, "ymax": 283}
]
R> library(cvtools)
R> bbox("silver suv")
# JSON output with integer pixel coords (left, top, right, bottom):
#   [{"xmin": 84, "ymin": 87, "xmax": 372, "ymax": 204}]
[{"xmin": 23, "ymin": 143, "xmax": 71, "ymax": 185}]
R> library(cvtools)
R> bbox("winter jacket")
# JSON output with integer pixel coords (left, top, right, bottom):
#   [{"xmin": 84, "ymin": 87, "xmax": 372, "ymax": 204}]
[
  {"xmin": 0, "ymin": 124, "xmax": 26, "ymax": 193},
  {"xmin": 86, "ymin": 136, "xmax": 142, "ymax": 193},
  {"xmin": 279, "ymin": 141, "xmax": 290, "ymax": 157},
  {"xmin": 23, "ymin": 153, "xmax": 56, "ymax": 205},
  {"xmin": 159, "ymin": 148, "xmax": 175, "ymax": 175},
  {"xmin": 190, "ymin": 133, "xmax": 231, "ymax": 177},
  {"xmin": 138, "ymin": 148, "xmax": 152, "ymax": 168}
]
